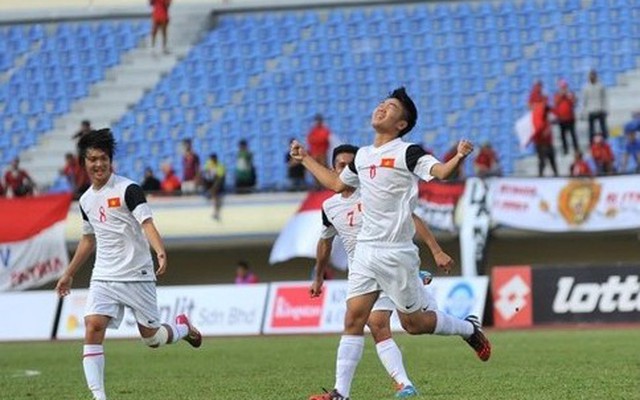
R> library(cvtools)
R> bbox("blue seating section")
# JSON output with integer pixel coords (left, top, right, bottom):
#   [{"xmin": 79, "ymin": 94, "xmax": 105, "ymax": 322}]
[
  {"xmin": 0, "ymin": 20, "xmax": 149, "ymax": 167},
  {"xmin": 111, "ymin": 0, "xmax": 640, "ymax": 189}
]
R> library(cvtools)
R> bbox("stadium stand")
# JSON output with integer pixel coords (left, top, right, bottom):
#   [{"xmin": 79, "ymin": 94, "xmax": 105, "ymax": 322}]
[
  {"xmin": 0, "ymin": 20, "xmax": 149, "ymax": 169},
  {"xmin": 109, "ymin": 0, "xmax": 640, "ymax": 189},
  {"xmin": 2, "ymin": 0, "xmax": 640, "ymax": 188}
]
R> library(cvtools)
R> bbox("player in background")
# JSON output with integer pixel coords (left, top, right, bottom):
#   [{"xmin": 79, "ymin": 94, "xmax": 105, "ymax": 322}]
[
  {"xmin": 55, "ymin": 129, "xmax": 201, "ymax": 400},
  {"xmin": 291, "ymin": 87, "xmax": 491, "ymax": 400},
  {"xmin": 309, "ymin": 144, "xmax": 454, "ymax": 398}
]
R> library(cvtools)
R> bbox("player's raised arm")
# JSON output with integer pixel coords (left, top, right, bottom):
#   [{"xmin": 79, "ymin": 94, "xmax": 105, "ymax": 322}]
[
  {"xmin": 411, "ymin": 214, "xmax": 454, "ymax": 274},
  {"xmin": 141, "ymin": 218, "xmax": 168, "ymax": 276},
  {"xmin": 56, "ymin": 234, "xmax": 96, "ymax": 297},
  {"xmin": 430, "ymin": 140, "xmax": 474, "ymax": 180},
  {"xmin": 290, "ymin": 139, "xmax": 349, "ymax": 193}
]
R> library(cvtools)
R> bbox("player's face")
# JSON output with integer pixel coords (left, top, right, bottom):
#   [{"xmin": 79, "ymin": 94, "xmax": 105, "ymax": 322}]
[
  {"xmin": 333, "ymin": 152, "xmax": 355, "ymax": 175},
  {"xmin": 84, "ymin": 148, "xmax": 112, "ymax": 186},
  {"xmin": 371, "ymin": 98, "xmax": 408, "ymax": 135}
]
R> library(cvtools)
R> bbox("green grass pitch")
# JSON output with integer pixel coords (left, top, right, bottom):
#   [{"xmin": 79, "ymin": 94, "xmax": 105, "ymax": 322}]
[{"xmin": 0, "ymin": 328, "xmax": 637, "ymax": 400}]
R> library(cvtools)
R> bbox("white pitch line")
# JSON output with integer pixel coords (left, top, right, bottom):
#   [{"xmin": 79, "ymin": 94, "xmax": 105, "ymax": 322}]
[{"xmin": 10, "ymin": 370, "xmax": 41, "ymax": 378}]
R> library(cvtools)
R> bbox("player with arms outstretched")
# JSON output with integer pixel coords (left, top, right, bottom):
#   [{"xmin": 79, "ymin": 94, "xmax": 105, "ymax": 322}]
[
  {"xmin": 310, "ymin": 144, "xmax": 454, "ymax": 398},
  {"xmin": 55, "ymin": 129, "xmax": 201, "ymax": 400},
  {"xmin": 291, "ymin": 87, "xmax": 491, "ymax": 400}
]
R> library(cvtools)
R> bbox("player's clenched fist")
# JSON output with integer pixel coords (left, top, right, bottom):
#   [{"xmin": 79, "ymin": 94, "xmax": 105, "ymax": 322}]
[
  {"xmin": 289, "ymin": 139, "xmax": 307, "ymax": 161},
  {"xmin": 457, "ymin": 139, "xmax": 474, "ymax": 158}
]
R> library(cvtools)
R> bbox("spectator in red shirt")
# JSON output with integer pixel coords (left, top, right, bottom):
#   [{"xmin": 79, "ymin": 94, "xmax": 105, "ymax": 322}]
[
  {"xmin": 181, "ymin": 138, "xmax": 200, "ymax": 194},
  {"xmin": 590, "ymin": 134, "xmax": 615, "ymax": 175},
  {"xmin": 443, "ymin": 144, "xmax": 465, "ymax": 180},
  {"xmin": 569, "ymin": 152, "xmax": 593, "ymax": 177},
  {"xmin": 160, "ymin": 162, "xmax": 181, "ymax": 194},
  {"xmin": 553, "ymin": 80, "xmax": 579, "ymax": 155},
  {"xmin": 61, "ymin": 152, "xmax": 79, "ymax": 188},
  {"xmin": 235, "ymin": 260, "xmax": 259, "ymax": 284},
  {"xmin": 150, "ymin": 0, "xmax": 171, "ymax": 54},
  {"xmin": 531, "ymin": 97, "xmax": 558, "ymax": 177},
  {"xmin": 0, "ymin": 179, "xmax": 5, "ymax": 197},
  {"xmin": 528, "ymin": 81, "xmax": 546, "ymax": 110},
  {"xmin": 4, "ymin": 157, "xmax": 35, "ymax": 197},
  {"xmin": 473, "ymin": 142, "xmax": 502, "ymax": 177},
  {"xmin": 307, "ymin": 114, "xmax": 331, "ymax": 166}
]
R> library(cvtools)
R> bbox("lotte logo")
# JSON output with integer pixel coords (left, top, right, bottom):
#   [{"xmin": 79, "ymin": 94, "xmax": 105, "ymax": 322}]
[
  {"xmin": 271, "ymin": 287, "xmax": 324, "ymax": 328},
  {"xmin": 491, "ymin": 266, "xmax": 533, "ymax": 328}
]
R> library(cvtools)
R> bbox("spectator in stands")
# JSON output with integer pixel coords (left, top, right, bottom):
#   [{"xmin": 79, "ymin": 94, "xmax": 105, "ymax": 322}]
[
  {"xmin": 160, "ymin": 162, "xmax": 181, "ymax": 194},
  {"xmin": 553, "ymin": 79, "xmax": 579, "ymax": 155},
  {"xmin": 528, "ymin": 80, "xmax": 546, "ymax": 110},
  {"xmin": 141, "ymin": 167, "xmax": 161, "ymax": 192},
  {"xmin": 181, "ymin": 138, "xmax": 200, "ymax": 194},
  {"xmin": 74, "ymin": 164, "xmax": 91, "ymax": 200},
  {"xmin": 235, "ymin": 139, "xmax": 256, "ymax": 193},
  {"xmin": 306, "ymin": 114, "xmax": 332, "ymax": 188},
  {"xmin": 473, "ymin": 142, "xmax": 501, "ymax": 178},
  {"xmin": 150, "ymin": 0, "xmax": 171, "ymax": 54},
  {"xmin": 443, "ymin": 144, "xmax": 465, "ymax": 180},
  {"xmin": 62, "ymin": 153, "xmax": 80, "ymax": 190},
  {"xmin": 0, "ymin": 179, "xmax": 5, "ymax": 197},
  {"xmin": 72, "ymin": 120, "xmax": 92, "ymax": 142},
  {"xmin": 531, "ymin": 95, "xmax": 558, "ymax": 177},
  {"xmin": 235, "ymin": 260, "xmax": 259, "ymax": 284},
  {"xmin": 4, "ymin": 157, "xmax": 35, "ymax": 197},
  {"xmin": 569, "ymin": 152, "xmax": 593, "ymax": 177},
  {"xmin": 590, "ymin": 134, "xmax": 615, "ymax": 175},
  {"xmin": 202, "ymin": 153, "xmax": 226, "ymax": 220},
  {"xmin": 621, "ymin": 131, "xmax": 640, "ymax": 173},
  {"xmin": 286, "ymin": 138, "xmax": 307, "ymax": 191},
  {"xmin": 581, "ymin": 69, "xmax": 608, "ymax": 143}
]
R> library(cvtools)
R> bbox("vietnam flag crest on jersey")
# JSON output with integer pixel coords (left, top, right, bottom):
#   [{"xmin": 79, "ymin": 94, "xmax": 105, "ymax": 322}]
[
  {"xmin": 380, "ymin": 158, "xmax": 395, "ymax": 168},
  {"xmin": 107, "ymin": 197, "xmax": 121, "ymax": 208}
]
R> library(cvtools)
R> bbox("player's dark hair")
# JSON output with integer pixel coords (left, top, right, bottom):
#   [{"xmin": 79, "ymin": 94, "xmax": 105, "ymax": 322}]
[
  {"xmin": 388, "ymin": 87, "xmax": 417, "ymax": 137},
  {"xmin": 78, "ymin": 128, "xmax": 116, "ymax": 166},
  {"xmin": 332, "ymin": 144, "xmax": 359, "ymax": 167}
]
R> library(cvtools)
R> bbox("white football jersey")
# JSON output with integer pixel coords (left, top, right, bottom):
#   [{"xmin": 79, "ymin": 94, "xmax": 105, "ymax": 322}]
[
  {"xmin": 79, "ymin": 174, "xmax": 155, "ymax": 281},
  {"xmin": 339, "ymin": 138, "xmax": 440, "ymax": 244},
  {"xmin": 320, "ymin": 190, "xmax": 362, "ymax": 263}
]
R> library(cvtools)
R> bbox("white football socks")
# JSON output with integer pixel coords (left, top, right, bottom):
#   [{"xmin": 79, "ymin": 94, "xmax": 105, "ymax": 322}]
[
  {"xmin": 83, "ymin": 344, "xmax": 106, "ymax": 400},
  {"xmin": 375, "ymin": 338, "xmax": 413, "ymax": 388},
  {"xmin": 335, "ymin": 335, "xmax": 364, "ymax": 397},
  {"xmin": 168, "ymin": 323, "xmax": 189, "ymax": 344},
  {"xmin": 433, "ymin": 311, "xmax": 474, "ymax": 338}
]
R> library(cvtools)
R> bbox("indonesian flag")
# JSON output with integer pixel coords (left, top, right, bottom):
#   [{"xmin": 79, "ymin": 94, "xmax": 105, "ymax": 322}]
[
  {"xmin": 269, "ymin": 191, "xmax": 348, "ymax": 270},
  {"xmin": 0, "ymin": 194, "xmax": 72, "ymax": 291}
]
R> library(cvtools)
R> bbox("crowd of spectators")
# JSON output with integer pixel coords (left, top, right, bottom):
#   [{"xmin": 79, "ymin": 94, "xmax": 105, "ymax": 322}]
[{"xmin": 3, "ymin": 87, "xmax": 640, "ymax": 201}]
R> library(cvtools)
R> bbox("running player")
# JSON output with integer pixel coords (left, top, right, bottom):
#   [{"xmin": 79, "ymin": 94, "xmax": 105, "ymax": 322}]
[
  {"xmin": 310, "ymin": 144, "xmax": 454, "ymax": 398},
  {"xmin": 291, "ymin": 87, "xmax": 491, "ymax": 400},
  {"xmin": 55, "ymin": 129, "xmax": 201, "ymax": 400}
]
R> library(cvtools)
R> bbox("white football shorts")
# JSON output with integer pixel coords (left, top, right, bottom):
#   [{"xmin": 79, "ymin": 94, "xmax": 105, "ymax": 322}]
[
  {"xmin": 348, "ymin": 242, "xmax": 423, "ymax": 313},
  {"xmin": 85, "ymin": 280, "xmax": 161, "ymax": 329},
  {"xmin": 372, "ymin": 282, "xmax": 438, "ymax": 313}
]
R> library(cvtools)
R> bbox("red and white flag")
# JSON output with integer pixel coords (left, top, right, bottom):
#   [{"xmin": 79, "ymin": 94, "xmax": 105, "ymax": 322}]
[
  {"xmin": 0, "ymin": 194, "xmax": 72, "ymax": 291},
  {"xmin": 269, "ymin": 191, "xmax": 348, "ymax": 270}
]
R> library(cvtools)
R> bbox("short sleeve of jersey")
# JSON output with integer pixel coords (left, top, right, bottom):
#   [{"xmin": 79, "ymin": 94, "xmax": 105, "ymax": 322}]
[
  {"xmin": 80, "ymin": 204, "xmax": 94, "ymax": 235},
  {"xmin": 406, "ymin": 145, "xmax": 440, "ymax": 182},
  {"xmin": 320, "ymin": 208, "xmax": 337, "ymax": 239},
  {"xmin": 339, "ymin": 160, "xmax": 360, "ymax": 188},
  {"xmin": 125, "ymin": 184, "xmax": 153, "ymax": 224}
]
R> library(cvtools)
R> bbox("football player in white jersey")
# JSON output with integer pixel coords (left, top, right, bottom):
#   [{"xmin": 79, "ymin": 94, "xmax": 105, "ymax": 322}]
[
  {"xmin": 309, "ymin": 144, "xmax": 454, "ymax": 398},
  {"xmin": 55, "ymin": 129, "xmax": 202, "ymax": 400},
  {"xmin": 292, "ymin": 88, "xmax": 491, "ymax": 400}
]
